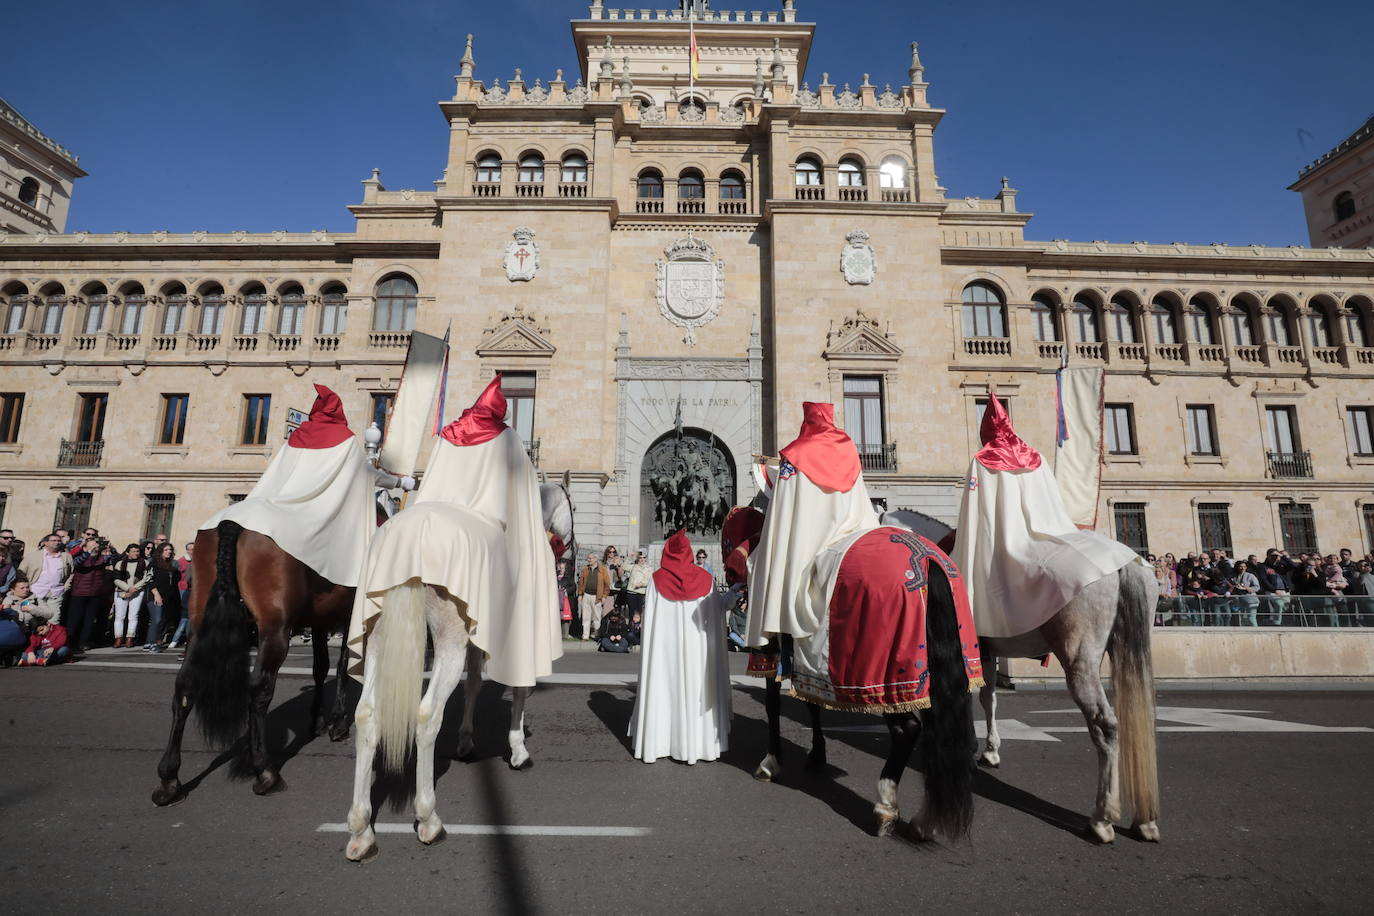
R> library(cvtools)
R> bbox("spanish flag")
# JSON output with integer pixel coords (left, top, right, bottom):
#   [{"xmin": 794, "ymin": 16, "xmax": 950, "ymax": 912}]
[{"xmin": 690, "ymin": 20, "xmax": 699, "ymax": 82}]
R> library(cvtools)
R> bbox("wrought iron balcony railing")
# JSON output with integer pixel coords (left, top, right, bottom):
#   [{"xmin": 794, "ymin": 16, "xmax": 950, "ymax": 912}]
[
  {"xmin": 525, "ymin": 438, "xmax": 541, "ymax": 468},
  {"xmin": 1266, "ymin": 449, "xmax": 1313, "ymax": 479},
  {"xmin": 59, "ymin": 438, "xmax": 104, "ymax": 468},
  {"xmin": 857, "ymin": 442, "xmax": 897, "ymax": 473}
]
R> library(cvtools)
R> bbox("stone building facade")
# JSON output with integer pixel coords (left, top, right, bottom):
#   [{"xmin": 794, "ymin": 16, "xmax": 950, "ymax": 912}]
[
  {"xmin": 1, "ymin": 1, "xmax": 1373, "ymax": 563},
  {"xmin": 1291, "ymin": 114, "xmax": 1374, "ymax": 250},
  {"xmin": 1, "ymin": 97, "xmax": 85, "ymax": 236}
]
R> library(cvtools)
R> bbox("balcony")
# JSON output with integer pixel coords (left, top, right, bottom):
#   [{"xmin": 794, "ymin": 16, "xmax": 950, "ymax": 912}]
[
  {"xmin": 1194, "ymin": 345, "xmax": 1226, "ymax": 362},
  {"xmin": 188, "ymin": 334, "xmax": 220, "ymax": 352},
  {"xmin": 314, "ymin": 334, "xmax": 341, "ymax": 352},
  {"xmin": 635, "ymin": 198, "xmax": 663, "ymax": 214},
  {"xmin": 1273, "ymin": 345, "xmax": 1303, "ymax": 365},
  {"xmin": 881, "ymin": 188, "xmax": 912, "ymax": 203},
  {"xmin": 28, "ymin": 334, "xmax": 59, "ymax": 353},
  {"xmin": 677, "ymin": 198, "xmax": 705, "ymax": 214},
  {"xmin": 1353, "ymin": 347, "xmax": 1374, "ymax": 366},
  {"xmin": 525, "ymin": 438, "xmax": 540, "ymax": 468},
  {"xmin": 718, "ymin": 199, "xmax": 747, "ymax": 214},
  {"xmin": 838, "ymin": 186, "xmax": 868, "ymax": 202},
  {"xmin": 1111, "ymin": 342, "xmax": 1146, "ymax": 361},
  {"xmin": 1153, "ymin": 343, "xmax": 1184, "ymax": 362},
  {"xmin": 558, "ymin": 182, "xmax": 587, "ymax": 198},
  {"xmin": 106, "ymin": 333, "xmax": 139, "ymax": 353},
  {"xmin": 1312, "ymin": 346, "xmax": 1341, "ymax": 366},
  {"xmin": 472, "ymin": 183, "xmax": 500, "ymax": 197},
  {"xmin": 1233, "ymin": 345, "xmax": 1262, "ymax": 364},
  {"xmin": 72, "ymin": 334, "xmax": 98, "ymax": 351},
  {"xmin": 152, "ymin": 334, "xmax": 178, "ymax": 352},
  {"xmin": 1037, "ymin": 341, "xmax": 1065, "ymax": 360},
  {"xmin": 794, "ymin": 186, "xmax": 824, "ymax": 201},
  {"xmin": 964, "ymin": 337, "xmax": 1011, "ymax": 357},
  {"xmin": 368, "ymin": 331, "xmax": 409, "ymax": 349},
  {"xmin": 59, "ymin": 438, "xmax": 104, "ymax": 468},
  {"xmin": 857, "ymin": 442, "xmax": 898, "ymax": 473},
  {"xmin": 232, "ymin": 335, "xmax": 259, "ymax": 351},
  {"xmin": 1073, "ymin": 341, "xmax": 1104, "ymax": 360},
  {"xmin": 1267, "ymin": 450, "xmax": 1313, "ymax": 479},
  {"xmin": 515, "ymin": 182, "xmax": 544, "ymax": 198},
  {"xmin": 270, "ymin": 334, "xmax": 302, "ymax": 352}
]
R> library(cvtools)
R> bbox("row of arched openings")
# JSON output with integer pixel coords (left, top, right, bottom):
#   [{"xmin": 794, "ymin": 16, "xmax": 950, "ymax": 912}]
[
  {"xmin": 475, "ymin": 152, "xmax": 588, "ymax": 185},
  {"xmin": 0, "ymin": 274, "xmax": 421, "ymax": 337},
  {"xmin": 795, "ymin": 155, "xmax": 908, "ymax": 188},
  {"xmin": 635, "ymin": 168, "xmax": 746, "ymax": 200},
  {"xmin": 961, "ymin": 281, "xmax": 1374, "ymax": 349}
]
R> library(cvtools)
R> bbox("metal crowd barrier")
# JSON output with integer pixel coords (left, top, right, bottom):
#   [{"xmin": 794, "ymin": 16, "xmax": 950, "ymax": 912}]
[{"xmin": 1154, "ymin": 594, "xmax": 1374, "ymax": 628}]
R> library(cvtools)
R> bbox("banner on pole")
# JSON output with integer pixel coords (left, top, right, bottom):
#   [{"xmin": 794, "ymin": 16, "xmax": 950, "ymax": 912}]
[{"xmin": 378, "ymin": 330, "xmax": 449, "ymax": 477}]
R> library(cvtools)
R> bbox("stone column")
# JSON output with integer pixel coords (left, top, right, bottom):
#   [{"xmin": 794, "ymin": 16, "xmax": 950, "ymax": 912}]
[
  {"xmin": 665, "ymin": 177, "xmax": 679, "ymax": 214},
  {"xmin": 768, "ymin": 119, "xmax": 791, "ymax": 201},
  {"xmin": 445, "ymin": 117, "xmax": 471, "ymax": 194},
  {"xmin": 910, "ymin": 124, "xmax": 940, "ymax": 203},
  {"xmin": 1138, "ymin": 294, "xmax": 1157, "ymax": 371},
  {"xmin": 705, "ymin": 177, "xmax": 719, "ymax": 213},
  {"xmin": 592, "ymin": 118, "xmax": 615, "ymax": 197},
  {"xmin": 1293, "ymin": 299, "xmax": 1315, "ymax": 370},
  {"xmin": 499, "ymin": 158, "xmax": 516, "ymax": 198}
]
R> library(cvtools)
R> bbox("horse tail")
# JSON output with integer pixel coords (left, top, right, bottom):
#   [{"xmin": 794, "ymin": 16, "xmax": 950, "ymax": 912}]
[
  {"xmin": 187, "ymin": 520, "xmax": 252, "ymax": 747},
  {"xmin": 373, "ymin": 578, "xmax": 429, "ymax": 774},
  {"xmin": 916, "ymin": 564, "xmax": 977, "ymax": 840},
  {"xmin": 1108, "ymin": 563, "xmax": 1160, "ymax": 827}
]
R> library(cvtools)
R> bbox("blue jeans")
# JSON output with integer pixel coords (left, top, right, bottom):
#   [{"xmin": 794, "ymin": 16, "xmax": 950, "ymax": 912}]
[
  {"xmin": 145, "ymin": 601, "xmax": 164, "ymax": 646},
  {"xmin": 169, "ymin": 589, "xmax": 191, "ymax": 645}
]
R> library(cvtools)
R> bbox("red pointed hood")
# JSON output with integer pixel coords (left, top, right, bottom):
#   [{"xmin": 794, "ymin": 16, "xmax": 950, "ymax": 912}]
[
  {"xmin": 975, "ymin": 393, "xmax": 1042, "ymax": 471},
  {"xmin": 439, "ymin": 375, "xmax": 508, "ymax": 446},
  {"xmin": 654, "ymin": 529, "xmax": 715, "ymax": 601},
  {"xmin": 287, "ymin": 384, "xmax": 354, "ymax": 449},
  {"xmin": 778, "ymin": 402, "xmax": 863, "ymax": 492}
]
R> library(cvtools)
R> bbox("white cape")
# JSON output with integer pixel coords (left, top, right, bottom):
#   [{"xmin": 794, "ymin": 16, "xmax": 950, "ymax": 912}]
[
  {"xmin": 347, "ymin": 428, "xmax": 561, "ymax": 685},
  {"xmin": 953, "ymin": 457, "xmax": 1141, "ymax": 638},
  {"xmin": 629, "ymin": 581, "xmax": 731, "ymax": 764},
  {"xmin": 745, "ymin": 464, "xmax": 878, "ymax": 645},
  {"xmin": 201, "ymin": 438, "xmax": 374, "ymax": 588}
]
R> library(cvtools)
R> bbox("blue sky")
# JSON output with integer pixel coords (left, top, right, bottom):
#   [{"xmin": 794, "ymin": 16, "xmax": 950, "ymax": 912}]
[{"xmin": 4, "ymin": 0, "xmax": 1371, "ymax": 245}]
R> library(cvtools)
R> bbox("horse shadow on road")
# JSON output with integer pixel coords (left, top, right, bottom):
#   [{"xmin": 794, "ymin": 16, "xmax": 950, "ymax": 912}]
[
  {"xmin": 586, "ymin": 686, "xmax": 876, "ymax": 836},
  {"xmin": 745, "ymin": 685, "xmax": 1092, "ymax": 841}
]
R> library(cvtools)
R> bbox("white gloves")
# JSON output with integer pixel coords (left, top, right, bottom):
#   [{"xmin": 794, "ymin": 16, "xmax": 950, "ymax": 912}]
[{"xmin": 400, "ymin": 476, "xmax": 417, "ymax": 491}]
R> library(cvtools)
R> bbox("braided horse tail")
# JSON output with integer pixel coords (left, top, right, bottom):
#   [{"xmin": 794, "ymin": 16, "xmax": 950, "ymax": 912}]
[{"xmin": 185, "ymin": 520, "xmax": 254, "ymax": 747}]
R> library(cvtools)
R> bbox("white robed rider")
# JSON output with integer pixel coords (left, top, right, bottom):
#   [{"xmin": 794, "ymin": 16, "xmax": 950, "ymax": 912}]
[
  {"xmin": 629, "ymin": 529, "xmax": 732, "ymax": 764},
  {"xmin": 346, "ymin": 374, "xmax": 561, "ymax": 687},
  {"xmin": 201, "ymin": 383, "xmax": 414, "ymax": 589},
  {"xmin": 745, "ymin": 401, "xmax": 880, "ymax": 648},
  {"xmin": 951, "ymin": 392, "xmax": 1141, "ymax": 643}
]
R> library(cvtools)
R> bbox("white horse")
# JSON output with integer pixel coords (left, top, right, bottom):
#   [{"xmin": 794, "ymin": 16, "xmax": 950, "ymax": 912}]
[
  {"xmin": 884, "ymin": 509, "xmax": 1162, "ymax": 844},
  {"xmin": 344, "ymin": 482, "xmax": 574, "ymax": 862}
]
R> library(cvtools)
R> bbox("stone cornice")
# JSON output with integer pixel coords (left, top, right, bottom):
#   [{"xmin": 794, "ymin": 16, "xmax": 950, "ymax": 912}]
[
  {"xmin": 941, "ymin": 239, "xmax": 1374, "ymax": 275},
  {"xmin": 0, "ymin": 231, "xmax": 438, "ymax": 262},
  {"xmin": 766, "ymin": 199, "xmax": 945, "ymax": 219}
]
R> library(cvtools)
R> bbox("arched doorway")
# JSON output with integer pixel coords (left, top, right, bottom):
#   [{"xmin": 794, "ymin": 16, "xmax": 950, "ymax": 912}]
[{"xmin": 639, "ymin": 427, "xmax": 736, "ymax": 543}]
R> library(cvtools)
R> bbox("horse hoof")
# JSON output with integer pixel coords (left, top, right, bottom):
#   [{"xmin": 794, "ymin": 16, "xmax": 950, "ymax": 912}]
[
  {"xmin": 345, "ymin": 838, "xmax": 379, "ymax": 863},
  {"xmin": 310, "ymin": 716, "xmax": 327, "ymax": 739},
  {"xmin": 805, "ymin": 752, "xmax": 828, "ymax": 774},
  {"xmin": 328, "ymin": 723, "xmax": 351, "ymax": 743},
  {"xmin": 1136, "ymin": 821, "xmax": 1161, "ymax": 842},
  {"xmin": 977, "ymin": 750, "xmax": 1001, "ymax": 769},
  {"xmin": 417, "ymin": 822, "xmax": 447, "ymax": 846},
  {"xmin": 875, "ymin": 808, "xmax": 899, "ymax": 838},
  {"xmin": 150, "ymin": 783, "xmax": 184, "ymax": 807},
  {"xmin": 753, "ymin": 755, "xmax": 779, "ymax": 782},
  {"xmin": 252, "ymin": 772, "xmax": 286, "ymax": 796},
  {"xmin": 509, "ymin": 757, "xmax": 533, "ymax": 771},
  {"xmin": 1088, "ymin": 821, "xmax": 1115, "ymax": 844},
  {"xmin": 457, "ymin": 737, "xmax": 476, "ymax": 761}
]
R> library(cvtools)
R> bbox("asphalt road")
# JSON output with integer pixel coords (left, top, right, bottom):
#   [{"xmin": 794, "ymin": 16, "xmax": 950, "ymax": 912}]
[{"xmin": 2, "ymin": 649, "xmax": 1371, "ymax": 914}]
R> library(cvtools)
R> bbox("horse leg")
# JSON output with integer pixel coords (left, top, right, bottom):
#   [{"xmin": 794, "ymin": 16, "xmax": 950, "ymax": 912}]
[
  {"xmin": 456, "ymin": 642, "xmax": 483, "ymax": 760},
  {"xmin": 876, "ymin": 713, "xmax": 921, "ymax": 838},
  {"xmin": 977, "ymin": 643, "xmax": 1001, "ymax": 768},
  {"xmin": 1064, "ymin": 655, "xmax": 1120, "ymax": 843},
  {"xmin": 309, "ymin": 626, "xmax": 330, "ymax": 738},
  {"xmin": 247, "ymin": 626, "xmax": 290, "ymax": 795},
  {"xmin": 345, "ymin": 648, "xmax": 383, "ymax": 862},
  {"xmin": 805, "ymin": 701, "xmax": 827, "ymax": 772},
  {"xmin": 508, "ymin": 686, "xmax": 533, "ymax": 770},
  {"xmin": 328, "ymin": 631, "xmax": 352, "ymax": 742},
  {"xmin": 753, "ymin": 677, "xmax": 782, "ymax": 781},
  {"xmin": 414, "ymin": 595, "xmax": 467, "ymax": 847},
  {"xmin": 151, "ymin": 659, "xmax": 196, "ymax": 806}
]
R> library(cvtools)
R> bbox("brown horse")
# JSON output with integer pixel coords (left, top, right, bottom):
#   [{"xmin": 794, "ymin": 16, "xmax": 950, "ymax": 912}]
[{"xmin": 151, "ymin": 520, "xmax": 354, "ymax": 805}]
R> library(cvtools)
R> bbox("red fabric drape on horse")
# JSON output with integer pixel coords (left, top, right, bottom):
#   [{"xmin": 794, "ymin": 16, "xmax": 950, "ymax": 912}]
[
  {"xmin": 792, "ymin": 528, "xmax": 982, "ymax": 713},
  {"xmin": 287, "ymin": 383, "xmax": 355, "ymax": 449},
  {"xmin": 778, "ymin": 402, "xmax": 863, "ymax": 493},
  {"xmin": 974, "ymin": 392, "xmax": 1041, "ymax": 471},
  {"xmin": 720, "ymin": 506, "xmax": 765, "ymax": 587},
  {"xmin": 654, "ymin": 529, "xmax": 714, "ymax": 601},
  {"xmin": 440, "ymin": 374, "xmax": 508, "ymax": 446}
]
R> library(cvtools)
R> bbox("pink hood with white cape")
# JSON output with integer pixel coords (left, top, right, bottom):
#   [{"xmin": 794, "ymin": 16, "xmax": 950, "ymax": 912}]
[{"xmin": 951, "ymin": 395, "xmax": 1140, "ymax": 638}]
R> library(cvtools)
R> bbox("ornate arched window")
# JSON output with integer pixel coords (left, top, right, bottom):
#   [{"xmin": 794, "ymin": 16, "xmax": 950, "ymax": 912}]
[
  {"xmin": 1186, "ymin": 296, "xmax": 1215, "ymax": 345},
  {"xmin": 879, "ymin": 156, "xmax": 907, "ymax": 189},
  {"xmin": 1265, "ymin": 298, "xmax": 1294, "ymax": 347},
  {"xmin": 1333, "ymin": 191, "xmax": 1356, "ymax": 223},
  {"xmin": 161, "ymin": 283, "xmax": 187, "ymax": 334},
  {"xmin": 1150, "ymin": 295, "xmax": 1180, "ymax": 345},
  {"xmin": 39, "ymin": 285, "xmax": 66, "ymax": 336},
  {"xmin": 1071, "ymin": 296, "xmax": 1101, "ymax": 343},
  {"xmin": 961, "ymin": 282, "xmax": 1006, "ymax": 339},
  {"xmin": 560, "ymin": 153, "xmax": 588, "ymax": 183},
  {"xmin": 1342, "ymin": 298, "xmax": 1372, "ymax": 348},
  {"xmin": 198, "ymin": 283, "xmax": 226, "ymax": 335},
  {"xmin": 475, "ymin": 153, "xmax": 502, "ymax": 184},
  {"xmin": 837, "ymin": 158, "xmax": 865, "ymax": 187},
  {"xmin": 82, "ymin": 283, "xmax": 109, "ymax": 335},
  {"xmin": 1107, "ymin": 294, "xmax": 1137, "ymax": 343},
  {"xmin": 794, "ymin": 156, "xmax": 821, "ymax": 186},
  {"xmin": 118, "ymin": 283, "xmax": 145, "ymax": 335},
  {"xmin": 1031, "ymin": 294, "xmax": 1060, "ymax": 342},
  {"xmin": 1306, "ymin": 300, "xmax": 1337, "ymax": 348},
  {"xmin": 18, "ymin": 177, "xmax": 39, "ymax": 207},
  {"xmin": 277, "ymin": 283, "xmax": 306, "ymax": 335},
  {"xmin": 240, "ymin": 283, "xmax": 267, "ymax": 334},
  {"xmin": 678, "ymin": 170, "xmax": 704, "ymax": 199},
  {"xmin": 518, "ymin": 153, "xmax": 544, "ymax": 184},
  {"xmin": 2, "ymin": 283, "xmax": 28, "ymax": 334},
  {"xmin": 636, "ymin": 170, "xmax": 664, "ymax": 199},
  {"xmin": 373, "ymin": 274, "xmax": 418, "ymax": 332},
  {"xmin": 319, "ymin": 283, "xmax": 348, "ymax": 335},
  {"xmin": 719, "ymin": 170, "xmax": 745, "ymax": 200},
  {"xmin": 1228, "ymin": 300, "xmax": 1259, "ymax": 347}
]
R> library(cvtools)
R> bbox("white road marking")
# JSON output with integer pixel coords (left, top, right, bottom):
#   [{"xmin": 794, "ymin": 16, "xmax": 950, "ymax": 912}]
[
  {"xmin": 829, "ymin": 720, "xmax": 1062, "ymax": 742},
  {"xmin": 1029, "ymin": 707, "xmax": 1373, "ymax": 734},
  {"xmin": 314, "ymin": 823, "xmax": 652, "ymax": 837}
]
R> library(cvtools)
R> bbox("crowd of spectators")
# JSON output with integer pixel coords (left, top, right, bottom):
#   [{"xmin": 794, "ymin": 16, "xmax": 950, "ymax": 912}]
[
  {"xmin": 0, "ymin": 525, "xmax": 194, "ymax": 667},
  {"xmin": 1148, "ymin": 546, "xmax": 1374, "ymax": 627},
  {"xmin": 557, "ymin": 546, "xmax": 719, "ymax": 652}
]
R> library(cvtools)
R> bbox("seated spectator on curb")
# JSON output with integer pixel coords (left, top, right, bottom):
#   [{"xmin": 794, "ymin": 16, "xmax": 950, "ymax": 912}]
[
  {"xmin": 598, "ymin": 608, "xmax": 632, "ymax": 653},
  {"xmin": 19, "ymin": 619, "xmax": 70, "ymax": 666},
  {"xmin": 0, "ymin": 602, "xmax": 26, "ymax": 666},
  {"xmin": 626, "ymin": 610, "xmax": 643, "ymax": 649},
  {"xmin": 2, "ymin": 579, "xmax": 39, "ymax": 627}
]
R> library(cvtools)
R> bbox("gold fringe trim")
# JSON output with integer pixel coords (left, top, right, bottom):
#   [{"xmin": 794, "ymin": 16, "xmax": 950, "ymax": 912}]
[{"xmin": 788, "ymin": 676, "xmax": 986, "ymax": 714}]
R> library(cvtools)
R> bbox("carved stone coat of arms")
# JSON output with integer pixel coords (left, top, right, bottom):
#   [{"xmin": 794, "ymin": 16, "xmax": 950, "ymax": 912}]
[
  {"xmin": 504, "ymin": 227, "xmax": 540, "ymax": 282},
  {"xmin": 656, "ymin": 237, "xmax": 725, "ymax": 345},
  {"xmin": 841, "ymin": 230, "xmax": 876, "ymax": 285}
]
